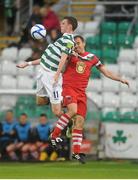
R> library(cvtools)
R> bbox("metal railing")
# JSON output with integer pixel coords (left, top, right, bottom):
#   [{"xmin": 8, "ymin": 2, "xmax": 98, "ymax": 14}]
[{"xmin": 67, "ymin": 1, "xmax": 138, "ymax": 35}]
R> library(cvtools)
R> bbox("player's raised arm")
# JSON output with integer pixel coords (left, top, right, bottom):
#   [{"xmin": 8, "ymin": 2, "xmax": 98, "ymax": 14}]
[
  {"xmin": 16, "ymin": 59, "xmax": 41, "ymax": 68},
  {"xmin": 98, "ymin": 65, "xmax": 130, "ymax": 87},
  {"xmin": 53, "ymin": 53, "xmax": 69, "ymax": 84}
]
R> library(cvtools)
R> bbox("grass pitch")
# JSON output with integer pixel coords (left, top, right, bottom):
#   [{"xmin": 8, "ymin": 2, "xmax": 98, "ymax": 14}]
[{"xmin": 0, "ymin": 160, "xmax": 138, "ymax": 179}]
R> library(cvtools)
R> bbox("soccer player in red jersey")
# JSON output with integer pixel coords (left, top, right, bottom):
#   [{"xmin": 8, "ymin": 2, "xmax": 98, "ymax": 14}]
[{"xmin": 51, "ymin": 35, "xmax": 129, "ymax": 163}]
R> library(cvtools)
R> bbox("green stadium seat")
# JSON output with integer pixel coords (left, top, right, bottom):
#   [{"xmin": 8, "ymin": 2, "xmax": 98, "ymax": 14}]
[
  {"xmin": 118, "ymin": 22, "xmax": 130, "ymax": 34},
  {"xmin": 101, "ymin": 34, "xmax": 117, "ymax": 50},
  {"xmin": 102, "ymin": 49, "xmax": 118, "ymax": 64},
  {"xmin": 134, "ymin": 24, "xmax": 138, "ymax": 36},
  {"xmin": 118, "ymin": 34, "xmax": 134, "ymax": 48},
  {"xmin": 91, "ymin": 66, "xmax": 101, "ymax": 79},
  {"xmin": 86, "ymin": 35, "xmax": 100, "ymax": 49},
  {"xmin": 101, "ymin": 111, "xmax": 120, "ymax": 122},
  {"xmin": 87, "ymin": 49, "xmax": 102, "ymax": 59},
  {"xmin": 120, "ymin": 112, "xmax": 136, "ymax": 123},
  {"xmin": 101, "ymin": 22, "xmax": 117, "ymax": 34}
]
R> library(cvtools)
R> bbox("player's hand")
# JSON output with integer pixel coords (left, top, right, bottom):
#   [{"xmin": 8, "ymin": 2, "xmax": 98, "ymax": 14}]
[
  {"xmin": 16, "ymin": 62, "xmax": 28, "ymax": 68},
  {"xmin": 72, "ymin": 51, "xmax": 78, "ymax": 57},
  {"xmin": 120, "ymin": 79, "xmax": 130, "ymax": 87},
  {"xmin": 53, "ymin": 73, "xmax": 59, "ymax": 85}
]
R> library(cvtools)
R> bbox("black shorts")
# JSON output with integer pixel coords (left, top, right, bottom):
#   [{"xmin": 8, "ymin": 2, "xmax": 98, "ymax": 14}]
[{"xmin": 0, "ymin": 140, "xmax": 13, "ymax": 153}]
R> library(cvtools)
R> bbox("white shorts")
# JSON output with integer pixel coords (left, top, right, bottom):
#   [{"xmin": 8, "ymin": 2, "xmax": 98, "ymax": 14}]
[{"xmin": 36, "ymin": 67, "xmax": 63, "ymax": 104}]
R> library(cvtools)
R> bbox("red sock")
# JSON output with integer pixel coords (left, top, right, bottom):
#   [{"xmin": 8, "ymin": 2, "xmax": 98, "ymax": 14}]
[
  {"xmin": 51, "ymin": 114, "xmax": 70, "ymax": 139},
  {"xmin": 72, "ymin": 129, "xmax": 83, "ymax": 154}
]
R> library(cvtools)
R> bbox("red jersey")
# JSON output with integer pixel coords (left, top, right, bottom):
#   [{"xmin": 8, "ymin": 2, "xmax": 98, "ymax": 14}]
[{"xmin": 63, "ymin": 52, "xmax": 102, "ymax": 91}]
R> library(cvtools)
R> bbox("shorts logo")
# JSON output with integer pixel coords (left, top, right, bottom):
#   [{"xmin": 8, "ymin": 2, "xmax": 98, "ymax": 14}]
[{"xmin": 76, "ymin": 61, "xmax": 86, "ymax": 74}]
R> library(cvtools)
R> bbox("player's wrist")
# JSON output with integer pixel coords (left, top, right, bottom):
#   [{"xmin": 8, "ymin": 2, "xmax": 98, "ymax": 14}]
[{"xmin": 27, "ymin": 61, "xmax": 33, "ymax": 66}]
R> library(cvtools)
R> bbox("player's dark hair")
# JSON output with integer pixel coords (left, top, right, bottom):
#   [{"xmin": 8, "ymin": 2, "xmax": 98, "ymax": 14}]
[
  {"xmin": 63, "ymin": 16, "xmax": 78, "ymax": 31},
  {"xmin": 6, "ymin": 110, "xmax": 13, "ymax": 113},
  {"xmin": 74, "ymin": 35, "xmax": 85, "ymax": 42},
  {"xmin": 21, "ymin": 113, "xmax": 27, "ymax": 117},
  {"xmin": 40, "ymin": 113, "xmax": 47, "ymax": 118}
]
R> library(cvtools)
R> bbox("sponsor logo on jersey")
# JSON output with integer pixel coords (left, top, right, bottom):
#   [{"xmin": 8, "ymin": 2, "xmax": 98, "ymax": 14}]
[{"xmin": 76, "ymin": 61, "xmax": 86, "ymax": 74}]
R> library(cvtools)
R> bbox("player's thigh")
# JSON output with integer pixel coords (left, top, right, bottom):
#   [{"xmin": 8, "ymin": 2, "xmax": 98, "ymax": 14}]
[
  {"xmin": 66, "ymin": 103, "xmax": 77, "ymax": 117},
  {"xmin": 39, "ymin": 143, "xmax": 49, "ymax": 152},
  {"xmin": 6, "ymin": 143, "xmax": 16, "ymax": 152},
  {"xmin": 63, "ymin": 87, "xmax": 78, "ymax": 117},
  {"xmin": 36, "ymin": 72, "xmax": 49, "ymax": 100},
  {"xmin": 16, "ymin": 142, "xmax": 24, "ymax": 149},
  {"xmin": 42, "ymin": 71, "xmax": 63, "ymax": 106},
  {"xmin": 77, "ymin": 95, "xmax": 87, "ymax": 119},
  {"xmin": 21, "ymin": 143, "xmax": 30, "ymax": 152},
  {"xmin": 29, "ymin": 143, "xmax": 37, "ymax": 151}
]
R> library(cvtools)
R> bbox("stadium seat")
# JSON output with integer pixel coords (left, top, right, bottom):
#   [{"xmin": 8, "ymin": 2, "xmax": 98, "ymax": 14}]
[
  {"xmin": 102, "ymin": 49, "xmax": 118, "ymax": 64},
  {"xmin": 86, "ymin": 35, "xmax": 100, "ymax": 49},
  {"xmin": 102, "ymin": 77, "xmax": 119, "ymax": 93},
  {"xmin": 118, "ymin": 22, "xmax": 130, "ymax": 34},
  {"xmin": 101, "ymin": 111, "xmax": 120, "ymax": 122},
  {"xmin": 94, "ymin": 5, "xmax": 105, "ymax": 17},
  {"xmin": 87, "ymin": 79, "xmax": 102, "ymax": 93},
  {"xmin": 102, "ymin": 92, "xmax": 120, "ymax": 108},
  {"xmin": 74, "ymin": 21, "xmax": 84, "ymax": 34},
  {"xmin": 117, "ymin": 49, "xmax": 136, "ymax": 63},
  {"xmin": 0, "ymin": 75, "xmax": 16, "ymax": 89},
  {"xmin": 120, "ymin": 111, "xmax": 137, "ymax": 123},
  {"xmin": 0, "ymin": 95, "xmax": 17, "ymax": 110},
  {"xmin": 135, "ymin": 49, "xmax": 138, "ymax": 63},
  {"xmin": 1, "ymin": 47, "xmax": 18, "ymax": 61},
  {"xmin": 91, "ymin": 66, "xmax": 101, "ymax": 79},
  {"xmin": 101, "ymin": 107, "xmax": 118, "ymax": 114},
  {"xmin": 119, "ymin": 107, "xmax": 136, "ymax": 114},
  {"xmin": 84, "ymin": 21, "xmax": 100, "ymax": 35},
  {"xmin": 17, "ymin": 75, "xmax": 34, "ymax": 89},
  {"xmin": 1, "ymin": 60, "xmax": 17, "ymax": 75},
  {"xmin": 18, "ymin": 48, "xmax": 33, "ymax": 61},
  {"xmin": 101, "ymin": 34, "xmax": 117, "ymax": 50},
  {"xmin": 133, "ymin": 36, "xmax": 138, "ymax": 48},
  {"xmin": 118, "ymin": 34, "xmax": 134, "ymax": 49},
  {"xmin": 105, "ymin": 64, "xmax": 119, "ymax": 74},
  {"xmin": 17, "ymin": 63, "xmax": 34, "ymax": 76},
  {"xmin": 120, "ymin": 78, "xmax": 137, "ymax": 93},
  {"xmin": 119, "ymin": 62, "xmax": 136, "ymax": 78},
  {"xmin": 87, "ymin": 92, "xmax": 102, "ymax": 108},
  {"xmin": 87, "ymin": 49, "xmax": 102, "ymax": 59},
  {"xmin": 101, "ymin": 22, "xmax": 117, "ymax": 35},
  {"xmin": 134, "ymin": 24, "xmax": 138, "ymax": 36},
  {"xmin": 120, "ymin": 92, "xmax": 137, "ymax": 108}
]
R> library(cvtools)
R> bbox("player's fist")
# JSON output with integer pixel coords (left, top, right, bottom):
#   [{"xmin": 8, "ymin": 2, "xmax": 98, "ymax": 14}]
[
  {"xmin": 120, "ymin": 79, "xmax": 130, "ymax": 87},
  {"xmin": 16, "ymin": 62, "xmax": 28, "ymax": 68}
]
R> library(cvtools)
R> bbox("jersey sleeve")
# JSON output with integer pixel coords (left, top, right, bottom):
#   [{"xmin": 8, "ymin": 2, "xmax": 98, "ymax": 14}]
[
  {"xmin": 93, "ymin": 55, "xmax": 103, "ymax": 68},
  {"xmin": 61, "ymin": 37, "xmax": 74, "ymax": 55}
]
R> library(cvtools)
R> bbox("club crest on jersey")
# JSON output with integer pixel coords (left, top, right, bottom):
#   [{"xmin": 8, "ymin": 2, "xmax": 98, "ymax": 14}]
[{"xmin": 76, "ymin": 61, "xmax": 86, "ymax": 74}]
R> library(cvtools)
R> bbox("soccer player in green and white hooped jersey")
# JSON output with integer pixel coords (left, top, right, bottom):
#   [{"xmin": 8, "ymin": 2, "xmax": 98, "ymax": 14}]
[{"xmin": 17, "ymin": 16, "xmax": 78, "ymax": 117}]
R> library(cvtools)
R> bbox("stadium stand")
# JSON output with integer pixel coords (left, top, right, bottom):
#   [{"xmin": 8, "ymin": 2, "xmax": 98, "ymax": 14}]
[{"xmin": 0, "ymin": 0, "xmax": 138, "ymax": 164}]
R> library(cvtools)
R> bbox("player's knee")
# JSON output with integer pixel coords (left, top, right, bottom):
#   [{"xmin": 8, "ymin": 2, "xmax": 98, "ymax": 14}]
[
  {"xmin": 68, "ymin": 108, "xmax": 77, "ymax": 118},
  {"xmin": 6, "ymin": 144, "xmax": 14, "ymax": 152},
  {"xmin": 52, "ymin": 108, "xmax": 62, "ymax": 117},
  {"xmin": 29, "ymin": 145, "xmax": 37, "ymax": 152}
]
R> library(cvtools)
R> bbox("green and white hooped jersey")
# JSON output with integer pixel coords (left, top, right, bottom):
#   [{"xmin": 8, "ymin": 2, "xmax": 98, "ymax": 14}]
[{"xmin": 40, "ymin": 33, "xmax": 75, "ymax": 72}]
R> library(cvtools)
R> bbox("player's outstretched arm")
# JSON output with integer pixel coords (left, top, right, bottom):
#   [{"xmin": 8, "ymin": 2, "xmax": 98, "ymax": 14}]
[
  {"xmin": 98, "ymin": 65, "xmax": 130, "ymax": 87},
  {"xmin": 16, "ymin": 59, "xmax": 41, "ymax": 68},
  {"xmin": 53, "ymin": 53, "xmax": 68, "ymax": 84}
]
